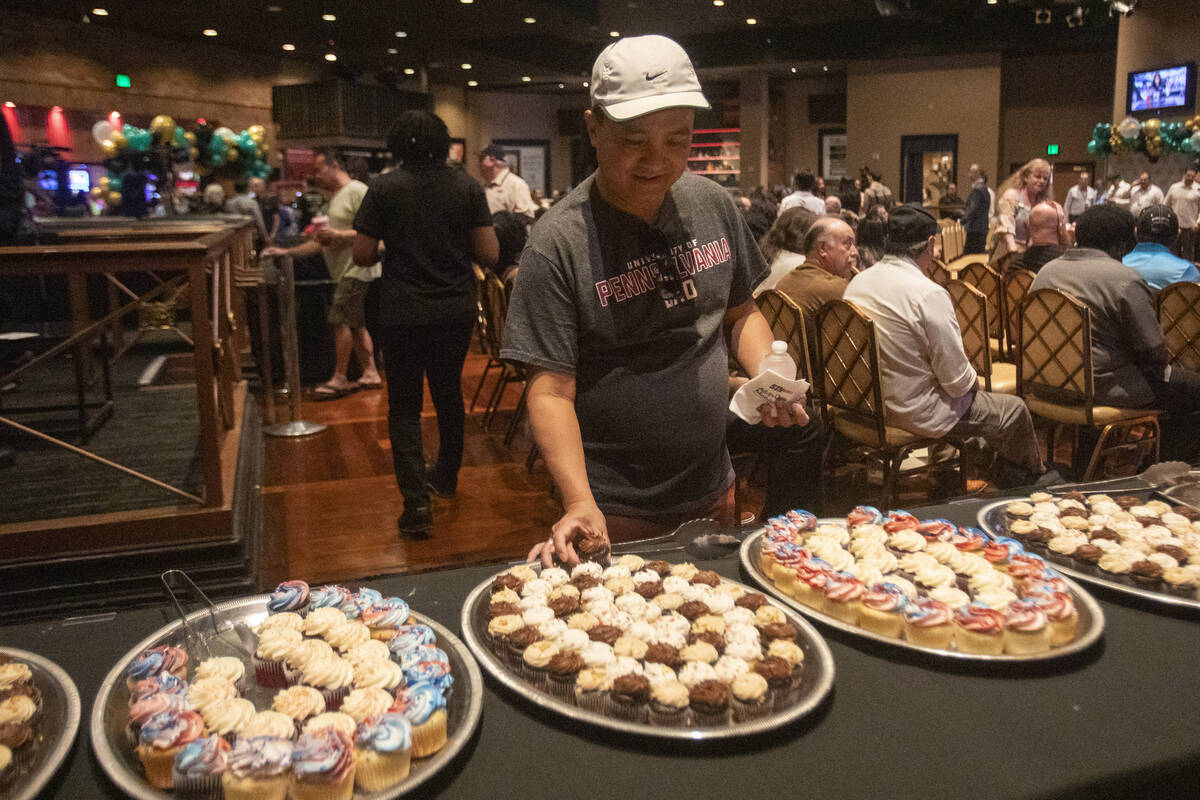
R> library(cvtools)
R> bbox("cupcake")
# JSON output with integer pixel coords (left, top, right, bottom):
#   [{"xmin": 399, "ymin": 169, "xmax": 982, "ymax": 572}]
[
  {"xmin": 303, "ymin": 607, "xmax": 346, "ymax": 640},
  {"xmin": 340, "ymin": 688, "xmax": 394, "ymax": 724},
  {"xmin": 136, "ymin": 708, "xmax": 205, "ymax": 789},
  {"xmin": 504, "ymin": 626, "xmax": 541, "ymax": 669},
  {"xmin": 300, "ymin": 656, "xmax": 354, "ymax": 711},
  {"xmin": 239, "ymin": 711, "xmax": 296, "ymax": 741},
  {"xmin": 953, "ymin": 604, "xmax": 1005, "ymax": 655},
  {"xmin": 647, "ymin": 679, "xmax": 689, "ymax": 726},
  {"xmin": 302, "ymin": 712, "xmax": 357, "ymax": 739},
  {"xmin": 688, "ymin": 679, "xmax": 731, "ymax": 726},
  {"xmin": 194, "ymin": 657, "xmax": 246, "ymax": 695},
  {"xmin": 546, "ymin": 651, "xmax": 585, "ymax": 702},
  {"xmin": 822, "ymin": 573, "xmax": 865, "ymax": 624},
  {"xmin": 521, "ymin": 640, "xmax": 560, "ymax": 691},
  {"xmin": 254, "ymin": 628, "xmax": 302, "ymax": 688},
  {"xmin": 171, "ymin": 735, "xmax": 229, "ymax": 798},
  {"xmin": 258, "ymin": 612, "xmax": 305, "ymax": 636},
  {"xmin": 222, "ymin": 736, "xmax": 293, "ymax": 800},
  {"xmin": 290, "ymin": 727, "xmax": 356, "ymax": 800},
  {"xmin": 267, "ymin": 580, "xmax": 310, "ymax": 616},
  {"xmin": 186, "ymin": 677, "xmax": 237, "ymax": 716},
  {"xmin": 388, "ymin": 623, "xmax": 439, "ymax": 657},
  {"xmin": 643, "ymin": 643, "xmax": 682, "ymax": 670},
  {"xmin": 325, "ymin": 620, "xmax": 371, "ymax": 654},
  {"xmin": 284, "ymin": 639, "xmax": 336, "ymax": 686},
  {"xmin": 1002, "ymin": 601, "xmax": 1052, "ymax": 654},
  {"xmin": 0, "ymin": 662, "xmax": 35, "ymax": 703},
  {"xmin": 608, "ymin": 673, "xmax": 651, "ymax": 722},
  {"xmin": 306, "ymin": 585, "xmax": 352, "ymax": 614},
  {"xmin": 485, "ymin": 615, "xmax": 524, "ymax": 659},
  {"xmin": 353, "ymin": 658, "xmax": 405, "ymax": 694},
  {"xmin": 354, "ymin": 713, "xmax": 413, "ymax": 791},
  {"xmin": 272, "ymin": 686, "xmax": 326, "ymax": 732},
  {"xmin": 573, "ymin": 666, "xmax": 610, "ymax": 712},
  {"xmin": 753, "ymin": 655, "xmax": 798, "ymax": 708},
  {"xmin": 198, "ymin": 697, "xmax": 255, "ymax": 743},
  {"xmin": 902, "ymin": 599, "xmax": 954, "ymax": 649},
  {"xmin": 390, "ymin": 681, "xmax": 447, "ymax": 758},
  {"xmin": 126, "ymin": 645, "xmax": 189, "ymax": 690},
  {"xmin": 859, "ymin": 583, "xmax": 908, "ymax": 638},
  {"xmin": 345, "ymin": 640, "xmax": 392, "ymax": 667},
  {"xmin": 730, "ymin": 672, "xmax": 771, "ymax": 722},
  {"xmin": 129, "ymin": 692, "xmax": 193, "ymax": 744}
]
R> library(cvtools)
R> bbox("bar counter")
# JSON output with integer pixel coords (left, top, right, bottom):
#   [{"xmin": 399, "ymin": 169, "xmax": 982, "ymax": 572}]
[{"xmin": 4, "ymin": 497, "xmax": 1198, "ymax": 800}]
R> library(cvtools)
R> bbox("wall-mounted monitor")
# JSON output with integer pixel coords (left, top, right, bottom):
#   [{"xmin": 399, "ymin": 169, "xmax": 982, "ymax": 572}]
[{"xmin": 1127, "ymin": 62, "xmax": 1196, "ymax": 114}]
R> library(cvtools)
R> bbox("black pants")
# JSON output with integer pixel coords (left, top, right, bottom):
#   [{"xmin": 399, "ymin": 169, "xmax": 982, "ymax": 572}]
[
  {"xmin": 1149, "ymin": 365, "xmax": 1200, "ymax": 462},
  {"xmin": 964, "ymin": 231, "xmax": 987, "ymax": 255},
  {"xmin": 725, "ymin": 408, "xmax": 826, "ymax": 518},
  {"xmin": 378, "ymin": 321, "xmax": 474, "ymax": 507}
]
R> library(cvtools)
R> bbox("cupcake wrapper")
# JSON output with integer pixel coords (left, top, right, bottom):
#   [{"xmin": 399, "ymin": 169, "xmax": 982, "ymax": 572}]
[
  {"xmin": 771, "ymin": 684, "xmax": 801, "ymax": 712},
  {"xmin": 690, "ymin": 707, "xmax": 730, "ymax": 727},
  {"xmin": 222, "ymin": 772, "xmax": 289, "ymax": 800},
  {"xmin": 137, "ymin": 744, "xmax": 179, "ymax": 790},
  {"xmin": 410, "ymin": 709, "xmax": 447, "ymax": 758},
  {"xmin": 606, "ymin": 695, "xmax": 648, "ymax": 723},
  {"xmin": 354, "ymin": 749, "xmax": 412, "ymax": 792},
  {"xmin": 648, "ymin": 705, "xmax": 688, "ymax": 727},
  {"xmin": 171, "ymin": 768, "xmax": 223, "ymax": 799},
  {"xmin": 282, "ymin": 663, "xmax": 304, "ymax": 687},
  {"xmin": 574, "ymin": 688, "xmax": 607, "ymax": 714},
  {"xmin": 288, "ymin": 773, "xmax": 356, "ymax": 800},
  {"xmin": 253, "ymin": 656, "xmax": 288, "ymax": 689},
  {"xmin": 732, "ymin": 696, "xmax": 771, "ymax": 722},
  {"xmin": 319, "ymin": 685, "xmax": 349, "ymax": 711},
  {"xmin": 547, "ymin": 674, "xmax": 578, "ymax": 703},
  {"xmin": 523, "ymin": 665, "xmax": 551, "ymax": 693}
]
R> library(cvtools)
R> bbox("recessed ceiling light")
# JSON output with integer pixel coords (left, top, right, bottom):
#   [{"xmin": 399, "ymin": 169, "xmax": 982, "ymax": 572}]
[
  {"xmin": 460, "ymin": 0, "xmax": 473, "ymax": 3},
  {"xmin": 790, "ymin": 66, "xmax": 797, "ymax": 73},
  {"xmin": 521, "ymin": 75, "xmax": 531, "ymax": 82},
  {"xmin": 713, "ymin": 0, "xmax": 724, "ymax": 5},
  {"xmin": 523, "ymin": 17, "xmax": 536, "ymax": 23},
  {"xmin": 282, "ymin": 43, "xmax": 295, "ymax": 51},
  {"xmin": 467, "ymin": 80, "xmax": 478, "ymax": 86},
  {"xmin": 609, "ymin": 30, "xmax": 620, "ymax": 37},
  {"xmin": 203, "ymin": 28, "xmax": 218, "ymax": 36},
  {"xmin": 583, "ymin": 81, "xmax": 590, "ymax": 87},
  {"xmin": 403, "ymin": 68, "xmax": 415, "ymax": 75},
  {"xmin": 558, "ymin": 83, "xmax": 565, "ymax": 89},
  {"xmin": 387, "ymin": 48, "xmax": 397, "ymax": 54},
  {"xmin": 746, "ymin": 18, "xmax": 757, "ymax": 25},
  {"xmin": 822, "ymin": 65, "xmax": 829, "ymax": 72},
  {"xmin": 324, "ymin": 52, "xmax": 337, "ymax": 61},
  {"xmin": 4, "ymin": 101, "xmax": 15, "ymax": 108},
  {"xmin": 321, "ymin": 12, "xmax": 335, "ymax": 21},
  {"xmin": 91, "ymin": 7, "xmax": 108, "ymax": 15},
  {"xmin": 461, "ymin": 63, "xmax": 472, "ymax": 69},
  {"xmin": 987, "ymin": 0, "xmax": 997, "ymax": 4},
  {"xmin": 395, "ymin": 30, "xmax": 407, "ymax": 37},
  {"xmin": 267, "ymin": 5, "xmax": 281, "ymax": 11}
]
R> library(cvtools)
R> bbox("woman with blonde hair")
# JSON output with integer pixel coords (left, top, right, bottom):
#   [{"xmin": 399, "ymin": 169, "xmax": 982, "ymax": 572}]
[{"xmin": 992, "ymin": 157, "xmax": 1067, "ymax": 259}]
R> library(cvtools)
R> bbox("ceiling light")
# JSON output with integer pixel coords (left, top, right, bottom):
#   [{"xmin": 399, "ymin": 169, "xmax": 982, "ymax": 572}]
[
  {"xmin": 986, "ymin": 0, "xmax": 997, "ymax": 4},
  {"xmin": 746, "ymin": 18, "xmax": 757, "ymax": 25},
  {"xmin": 395, "ymin": 30, "xmax": 407, "ymax": 37},
  {"xmin": 610, "ymin": 30, "xmax": 620, "ymax": 37},
  {"xmin": 524, "ymin": 16, "xmax": 536, "ymax": 23},
  {"xmin": 1034, "ymin": 7, "xmax": 1051, "ymax": 23},
  {"xmin": 321, "ymin": 13, "xmax": 335, "ymax": 21},
  {"xmin": 324, "ymin": 52, "xmax": 337, "ymax": 61},
  {"xmin": 91, "ymin": 7, "xmax": 108, "ymax": 15},
  {"xmin": 1066, "ymin": 5, "xmax": 1085, "ymax": 27},
  {"xmin": 521, "ymin": 75, "xmax": 531, "ymax": 82},
  {"xmin": 1111, "ymin": 0, "xmax": 1136, "ymax": 14},
  {"xmin": 460, "ymin": 0, "xmax": 474, "ymax": 3},
  {"xmin": 558, "ymin": 83, "xmax": 565, "ymax": 89},
  {"xmin": 461, "ymin": 63, "xmax": 472, "ymax": 69},
  {"xmin": 281, "ymin": 43, "xmax": 295, "ymax": 51},
  {"xmin": 713, "ymin": 0, "xmax": 724, "ymax": 5},
  {"xmin": 790, "ymin": 66, "xmax": 797, "ymax": 73},
  {"xmin": 4, "ymin": 101, "xmax": 15, "ymax": 108},
  {"xmin": 467, "ymin": 80, "xmax": 478, "ymax": 86},
  {"xmin": 387, "ymin": 47, "xmax": 398, "ymax": 54},
  {"xmin": 582, "ymin": 81, "xmax": 589, "ymax": 87},
  {"xmin": 403, "ymin": 68, "xmax": 415, "ymax": 75},
  {"xmin": 822, "ymin": 65, "xmax": 829, "ymax": 72},
  {"xmin": 267, "ymin": 5, "xmax": 281, "ymax": 11},
  {"xmin": 202, "ymin": 28, "xmax": 218, "ymax": 36}
]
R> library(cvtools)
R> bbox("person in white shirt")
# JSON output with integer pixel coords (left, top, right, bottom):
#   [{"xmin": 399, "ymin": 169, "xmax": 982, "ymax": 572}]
[
  {"xmin": 1164, "ymin": 167, "xmax": 1200, "ymax": 261},
  {"xmin": 778, "ymin": 171, "xmax": 826, "ymax": 216},
  {"xmin": 479, "ymin": 143, "xmax": 538, "ymax": 221},
  {"xmin": 1129, "ymin": 171, "xmax": 1164, "ymax": 217},
  {"xmin": 842, "ymin": 205, "xmax": 1052, "ymax": 488},
  {"xmin": 1063, "ymin": 171, "xmax": 1097, "ymax": 223}
]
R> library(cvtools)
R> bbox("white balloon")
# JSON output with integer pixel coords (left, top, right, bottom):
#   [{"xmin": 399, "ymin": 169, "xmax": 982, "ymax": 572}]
[
  {"xmin": 1117, "ymin": 116, "xmax": 1141, "ymax": 139},
  {"xmin": 91, "ymin": 120, "xmax": 113, "ymax": 146},
  {"xmin": 213, "ymin": 127, "xmax": 235, "ymax": 140},
  {"xmin": 1191, "ymin": 130, "xmax": 1200, "ymax": 152}
]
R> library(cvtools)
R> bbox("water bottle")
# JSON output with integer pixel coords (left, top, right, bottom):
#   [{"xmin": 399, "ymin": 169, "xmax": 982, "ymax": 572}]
[{"xmin": 757, "ymin": 340, "xmax": 796, "ymax": 380}]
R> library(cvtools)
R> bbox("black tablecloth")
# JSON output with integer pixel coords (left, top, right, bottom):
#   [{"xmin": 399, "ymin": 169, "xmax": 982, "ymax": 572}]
[{"xmin": 4, "ymin": 498, "xmax": 1199, "ymax": 800}]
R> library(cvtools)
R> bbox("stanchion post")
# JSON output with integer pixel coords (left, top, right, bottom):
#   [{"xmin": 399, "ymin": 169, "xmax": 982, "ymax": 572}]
[{"xmin": 264, "ymin": 255, "xmax": 325, "ymax": 437}]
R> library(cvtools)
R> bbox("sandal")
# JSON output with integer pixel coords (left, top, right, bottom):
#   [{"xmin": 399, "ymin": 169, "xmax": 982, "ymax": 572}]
[
  {"xmin": 355, "ymin": 379, "xmax": 384, "ymax": 390},
  {"xmin": 311, "ymin": 381, "xmax": 357, "ymax": 401}
]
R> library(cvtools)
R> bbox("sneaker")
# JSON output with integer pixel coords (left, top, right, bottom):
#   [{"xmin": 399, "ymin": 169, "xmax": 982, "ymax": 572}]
[
  {"xmin": 1033, "ymin": 468, "xmax": 1065, "ymax": 487},
  {"xmin": 397, "ymin": 505, "xmax": 432, "ymax": 535},
  {"xmin": 424, "ymin": 464, "xmax": 457, "ymax": 498}
]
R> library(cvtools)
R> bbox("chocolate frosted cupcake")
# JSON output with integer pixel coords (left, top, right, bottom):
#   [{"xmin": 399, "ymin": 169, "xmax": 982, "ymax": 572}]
[
  {"xmin": 576, "ymin": 530, "xmax": 610, "ymax": 563},
  {"xmin": 676, "ymin": 600, "xmax": 710, "ymax": 621},
  {"xmin": 488, "ymin": 601, "xmax": 518, "ymax": 620},
  {"xmin": 1073, "ymin": 543, "xmax": 1104, "ymax": 566},
  {"xmin": 546, "ymin": 651, "xmax": 584, "ymax": 702},
  {"xmin": 691, "ymin": 570, "xmax": 721, "ymax": 588},
  {"xmin": 753, "ymin": 656, "xmax": 795, "ymax": 709},
  {"xmin": 730, "ymin": 672, "xmax": 771, "ymax": 722},
  {"xmin": 1130, "ymin": 559, "xmax": 1164, "ymax": 585},
  {"xmin": 643, "ymin": 560, "xmax": 673, "ymax": 577},
  {"xmin": 547, "ymin": 587, "xmax": 580, "ymax": 618},
  {"xmin": 504, "ymin": 626, "xmax": 541, "ymax": 670},
  {"xmin": 608, "ymin": 673, "xmax": 651, "ymax": 722},
  {"xmin": 688, "ymin": 630, "xmax": 725, "ymax": 655},
  {"xmin": 643, "ymin": 643, "xmax": 682, "ymax": 670},
  {"xmin": 688, "ymin": 680, "xmax": 730, "ymax": 726},
  {"xmin": 587, "ymin": 624, "xmax": 622, "ymax": 645},
  {"xmin": 568, "ymin": 573, "xmax": 602, "ymax": 592},
  {"xmin": 634, "ymin": 579, "xmax": 664, "ymax": 599},
  {"xmin": 735, "ymin": 592, "xmax": 769, "ymax": 612},
  {"xmin": 760, "ymin": 622, "xmax": 798, "ymax": 644}
]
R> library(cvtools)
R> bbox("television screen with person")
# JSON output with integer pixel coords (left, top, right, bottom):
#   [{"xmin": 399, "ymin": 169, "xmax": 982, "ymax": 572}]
[{"xmin": 1128, "ymin": 63, "xmax": 1196, "ymax": 113}]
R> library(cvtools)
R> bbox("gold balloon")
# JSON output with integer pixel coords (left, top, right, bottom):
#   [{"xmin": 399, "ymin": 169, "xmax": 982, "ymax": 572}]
[
  {"xmin": 150, "ymin": 115, "xmax": 175, "ymax": 134},
  {"xmin": 196, "ymin": 164, "xmax": 211, "ymax": 177},
  {"xmin": 258, "ymin": 143, "xmax": 270, "ymax": 155},
  {"xmin": 190, "ymin": 147, "xmax": 199, "ymax": 161},
  {"xmin": 99, "ymin": 176, "xmax": 110, "ymax": 190},
  {"xmin": 89, "ymin": 186, "xmax": 104, "ymax": 200},
  {"xmin": 249, "ymin": 131, "xmax": 264, "ymax": 145},
  {"xmin": 226, "ymin": 149, "xmax": 238, "ymax": 162},
  {"xmin": 106, "ymin": 191, "xmax": 122, "ymax": 205},
  {"xmin": 247, "ymin": 124, "xmax": 265, "ymax": 137},
  {"xmin": 1142, "ymin": 118, "xmax": 1161, "ymax": 137},
  {"xmin": 110, "ymin": 131, "xmax": 127, "ymax": 150},
  {"xmin": 101, "ymin": 138, "xmax": 117, "ymax": 157},
  {"xmin": 184, "ymin": 131, "xmax": 197, "ymax": 144}
]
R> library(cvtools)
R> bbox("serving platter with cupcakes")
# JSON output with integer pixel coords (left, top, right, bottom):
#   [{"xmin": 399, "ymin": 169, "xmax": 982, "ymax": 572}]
[
  {"xmin": 0, "ymin": 647, "xmax": 82, "ymax": 800},
  {"xmin": 459, "ymin": 557, "xmax": 835, "ymax": 740},
  {"xmin": 90, "ymin": 581, "xmax": 483, "ymax": 800},
  {"xmin": 740, "ymin": 508, "xmax": 1105, "ymax": 661},
  {"xmin": 978, "ymin": 490, "xmax": 1200, "ymax": 612}
]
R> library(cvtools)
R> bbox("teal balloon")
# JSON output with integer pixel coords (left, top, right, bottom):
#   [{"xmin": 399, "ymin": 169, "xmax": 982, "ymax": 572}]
[
  {"xmin": 174, "ymin": 126, "xmax": 187, "ymax": 147},
  {"xmin": 127, "ymin": 128, "xmax": 151, "ymax": 152},
  {"xmin": 1087, "ymin": 140, "xmax": 1098, "ymax": 154},
  {"xmin": 211, "ymin": 150, "xmax": 225, "ymax": 166},
  {"xmin": 1182, "ymin": 137, "xmax": 1194, "ymax": 154},
  {"xmin": 108, "ymin": 176, "xmax": 122, "ymax": 192},
  {"xmin": 238, "ymin": 133, "xmax": 255, "ymax": 153},
  {"xmin": 211, "ymin": 136, "xmax": 228, "ymax": 155}
]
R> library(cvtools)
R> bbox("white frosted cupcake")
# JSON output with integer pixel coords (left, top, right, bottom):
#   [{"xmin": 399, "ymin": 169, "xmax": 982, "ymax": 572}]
[{"xmin": 195, "ymin": 656, "xmax": 246, "ymax": 694}]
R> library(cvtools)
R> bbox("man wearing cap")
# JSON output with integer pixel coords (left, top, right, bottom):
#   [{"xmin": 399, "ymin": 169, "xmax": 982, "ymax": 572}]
[
  {"xmin": 1164, "ymin": 168, "xmax": 1200, "ymax": 261},
  {"xmin": 1123, "ymin": 205, "xmax": 1200, "ymax": 290},
  {"xmin": 479, "ymin": 143, "xmax": 538, "ymax": 221},
  {"xmin": 503, "ymin": 35, "xmax": 819, "ymax": 566},
  {"xmin": 843, "ymin": 204, "xmax": 1051, "ymax": 487}
]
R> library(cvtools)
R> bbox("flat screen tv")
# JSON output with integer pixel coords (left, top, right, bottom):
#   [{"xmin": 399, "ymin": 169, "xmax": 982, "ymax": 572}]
[{"xmin": 1127, "ymin": 62, "xmax": 1196, "ymax": 114}]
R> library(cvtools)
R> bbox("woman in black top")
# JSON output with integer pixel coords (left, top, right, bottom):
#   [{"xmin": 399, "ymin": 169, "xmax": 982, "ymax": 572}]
[{"xmin": 352, "ymin": 111, "xmax": 499, "ymax": 534}]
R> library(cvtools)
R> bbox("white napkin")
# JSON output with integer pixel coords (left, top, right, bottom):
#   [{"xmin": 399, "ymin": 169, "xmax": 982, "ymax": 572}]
[{"xmin": 728, "ymin": 370, "xmax": 810, "ymax": 424}]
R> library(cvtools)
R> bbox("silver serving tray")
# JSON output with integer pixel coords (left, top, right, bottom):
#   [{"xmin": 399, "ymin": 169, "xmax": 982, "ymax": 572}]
[
  {"xmin": 89, "ymin": 595, "xmax": 484, "ymax": 800},
  {"xmin": 740, "ymin": 527, "xmax": 1106, "ymax": 662},
  {"xmin": 0, "ymin": 647, "xmax": 81, "ymax": 800},
  {"xmin": 460, "ymin": 572, "xmax": 835, "ymax": 740},
  {"xmin": 978, "ymin": 500, "xmax": 1200, "ymax": 613}
]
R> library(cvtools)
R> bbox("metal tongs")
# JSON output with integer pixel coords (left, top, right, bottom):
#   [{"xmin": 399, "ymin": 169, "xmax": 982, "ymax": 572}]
[{"xmin": 161, "ymin": 569, "xmax": 256, "ymax": 662}]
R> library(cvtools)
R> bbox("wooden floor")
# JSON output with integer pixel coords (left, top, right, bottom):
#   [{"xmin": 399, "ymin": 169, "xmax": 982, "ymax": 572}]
[{"xmin": 260, "ymin": 347, "xmax": 562, "ymax": 587}]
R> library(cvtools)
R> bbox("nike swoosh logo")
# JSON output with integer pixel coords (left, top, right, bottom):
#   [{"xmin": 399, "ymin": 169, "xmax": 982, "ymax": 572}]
[{"xmin": 645, "ymin": 70, "xmax": 666, "ymax": 81}]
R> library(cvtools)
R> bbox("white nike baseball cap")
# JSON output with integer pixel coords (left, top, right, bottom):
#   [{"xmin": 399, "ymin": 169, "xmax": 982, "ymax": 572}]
[{"xmin": 590, "ymin": 35, "xmax": 710, "ymax": 121}]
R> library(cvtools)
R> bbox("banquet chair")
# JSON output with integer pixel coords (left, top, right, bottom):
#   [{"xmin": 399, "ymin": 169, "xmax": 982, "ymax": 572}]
[
  {"xmin": 479, "ymin": 273, "xmax": 528, "ymax": 443},
  {"xmin": 754, "ymin": 289, "xmax": 817, "ymax": 406},
  {"xmin": 945, "ymin": 280, "xmax": 1016, "ymax": 394},
  {"xmin": 1000, "ymin": 268, "xmax": 1035, "ymax": 363},
  {"xmin": 815, "ymin": 298, "xmax": 967, "ymax": 505},
  {"xmin": 1019, "ymin": 288, "xmax": 1160, "ymax": 481},
  {"xmin": 928, "ymin": 259, "xmax": 953, "ymax": 287},
  {"xmin": 468, "ymin": 265, "xmax": 499, "ymax": 414},
  {"xmin": 1156, "ymin": 281, "xmax": 1200, "ymax": 372},
  {"xmin": 958, "ymin": 261, "xmax": 1004, "ymax": 352}
]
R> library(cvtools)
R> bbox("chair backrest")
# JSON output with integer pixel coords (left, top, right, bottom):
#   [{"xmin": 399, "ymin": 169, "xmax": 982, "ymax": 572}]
[
  {"xmin": 815, "ymin": 298, "xmax": 887, "ymax": 445},
  {"xmin": 929, "ymin": 259, "xmax": 953, "ymax": 287},
  {"xmin": 755, "ymin": 289, "xmax": 812, "ymax": 384},
  {"xmin": 958, "ymin": 261, "xmax": 1003, "ymax": 339},
  {"xmin": 473, "ymin": 264, "xmax": 490, "ymax": 342},
  {"xmin": 1157, "ymin": 281, "xmax": 1200, "ymax": 372},
  {"xmin": 1001, "ymin": 268, "xmax": 1035, "ymax": 362},
  {"xmin": 1018, "ymin": 287, "xmax": 1094, "ymax": 422},
  {"xmin": 945, "ymin": 279, "xmax": 992, "ymax": 392},
  {"xmin": 482, "ymin": 273, "xmax": 508, "ymax": 358}
]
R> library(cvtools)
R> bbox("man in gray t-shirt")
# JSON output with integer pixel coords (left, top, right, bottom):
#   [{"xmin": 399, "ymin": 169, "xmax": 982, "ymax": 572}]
[{"xmin": 502, "ymin": 36, "xmax": 813, "ymax": 566}]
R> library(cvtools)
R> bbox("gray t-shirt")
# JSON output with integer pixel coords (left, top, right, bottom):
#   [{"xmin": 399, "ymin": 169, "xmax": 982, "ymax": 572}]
[{"xmin": 501, "ymin": 172, "xmax": 767, "ymax": 520}]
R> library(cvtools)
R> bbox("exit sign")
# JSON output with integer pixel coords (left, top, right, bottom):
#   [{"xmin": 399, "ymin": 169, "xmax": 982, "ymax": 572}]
[
  {"xmin": 1046, "ymin": 144, "xmax": 1060, "ymax": 156},
  {"xmin": 115, "ymin": 74, "xmax": 131, "ymax": 88}
]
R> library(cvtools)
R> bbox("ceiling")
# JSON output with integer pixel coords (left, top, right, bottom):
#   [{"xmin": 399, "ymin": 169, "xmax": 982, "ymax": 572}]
[{"xmin": 0, "ymin": 0, "xmax": 1119, "ymax": 93}]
